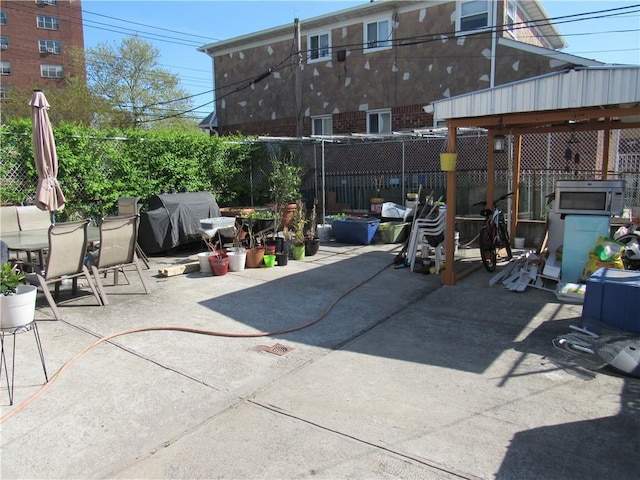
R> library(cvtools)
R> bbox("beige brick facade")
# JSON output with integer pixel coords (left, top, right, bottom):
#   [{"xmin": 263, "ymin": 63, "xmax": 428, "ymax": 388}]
[{"xmin": 203, "ymin": 1, "xmax": 593, "ymax": 137}]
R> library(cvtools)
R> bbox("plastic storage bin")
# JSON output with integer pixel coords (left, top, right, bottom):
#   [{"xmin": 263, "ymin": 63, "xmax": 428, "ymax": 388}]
[
  {"xmin": 332, "ymin": 217, "xmax": 380, "ymax": 245},
  {"xmin": 580, "ymin": 268, "xmax": 640, "ymax": 334},
  {"xmin": 379, "ymin": 222, "xmax": 409, "ymax": 244}
]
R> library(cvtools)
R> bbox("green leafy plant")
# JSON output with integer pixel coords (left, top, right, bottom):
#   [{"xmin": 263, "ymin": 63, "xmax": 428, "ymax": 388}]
[
  {"xmin": 0, "ymin": 263, "xmax": 25, "ymax": 295},
  {"xmin": 267, "ymin": 150, "xmax": 303, "ymax": 206}
]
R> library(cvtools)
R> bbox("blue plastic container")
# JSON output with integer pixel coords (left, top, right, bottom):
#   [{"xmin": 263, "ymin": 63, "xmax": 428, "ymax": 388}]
[
  {"xmin": 580, "ymin": 268, "xmax": 640, "ymax": 334},
  {"xmin": 332, "ymin": 217, "xmax": 380, "ymax": 245}
]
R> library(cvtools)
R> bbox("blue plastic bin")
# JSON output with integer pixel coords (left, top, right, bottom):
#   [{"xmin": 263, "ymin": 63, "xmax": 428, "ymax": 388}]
[
  {"xmin": 580, "ymin": 268, "xmax": 640, "ymax": 334},
  {"xmin": 332, "ymin": 217, "xmax": 380, "ymax": 245}
]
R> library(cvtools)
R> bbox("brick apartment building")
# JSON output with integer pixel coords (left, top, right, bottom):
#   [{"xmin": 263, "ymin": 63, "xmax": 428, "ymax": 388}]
[{"xmin": 0, "ymin": 0, "xmax": 84, "ymax": 100}]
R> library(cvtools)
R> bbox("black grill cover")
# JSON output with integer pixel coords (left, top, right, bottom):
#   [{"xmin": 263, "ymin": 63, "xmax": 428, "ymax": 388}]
[{"xmin": 138, "ymin": 192, "xmax": 221, "ymax": 254}]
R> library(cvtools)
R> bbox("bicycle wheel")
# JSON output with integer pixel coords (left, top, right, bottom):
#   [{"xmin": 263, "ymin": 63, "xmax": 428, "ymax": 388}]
[
  {"xmin": 479, "ymin": 227, "xmax": 497, "ymax": 272},
  {"xmin": 499, "ymin": 223, "xmax": 513, "ymax": 260}
]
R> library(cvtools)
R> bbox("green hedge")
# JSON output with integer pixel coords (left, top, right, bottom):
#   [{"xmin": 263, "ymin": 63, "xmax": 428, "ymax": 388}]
[{"xmin": 0, "ymin": 120, "xmax": 270, "ymax": 221}]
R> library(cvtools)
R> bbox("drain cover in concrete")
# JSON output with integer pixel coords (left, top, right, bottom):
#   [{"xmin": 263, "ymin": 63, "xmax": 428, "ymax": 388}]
[{"xmin": 255, "ymin": 343, "xmax": 294, "ymax": 356}]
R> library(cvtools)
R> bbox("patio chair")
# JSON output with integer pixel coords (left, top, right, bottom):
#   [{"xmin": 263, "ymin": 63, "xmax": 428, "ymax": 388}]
[
  {"xmin": 16, "ymin": 205, "xmax": 51, "ymax": 231},
  {"xmin": 117, "ymin": 196, "xmax": 150, "ymax": 269},
  {"xmin": 0, "ymin": 206, "xmax": 20, "ymax": 234},
  {"xmin": 22, "ymin": 219, "xmax": 102, "ymax": 320},
  {"xmin": 90, "ymin": 215, "xmax": 150, "ymax": 306}
]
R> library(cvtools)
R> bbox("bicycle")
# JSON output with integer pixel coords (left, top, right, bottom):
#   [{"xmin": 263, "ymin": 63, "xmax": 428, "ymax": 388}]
[{"xmin": 473, "ymin": 192, "xmax": 514, "ymax": 272}]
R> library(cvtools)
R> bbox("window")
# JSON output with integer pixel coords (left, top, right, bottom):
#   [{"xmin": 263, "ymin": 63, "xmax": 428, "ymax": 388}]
[
  {"xmin": 39, "ymin": 40, "xmax": 61, "ymax": 54},
  {"xmin": 1, "ymin": 36, "xmax": 8, "ymax": 50},
  {"xmin": 458, "ymin": 0, "xmax": 490, "ymax": 32},
  {"xmin": 367, "ymin": 109, "xmax": 391, "ymax": 134},
  {"xmin": 0, "ymin": 11, "xmax": 6, "ymax": 26},
  {"xmin": 37, "ymin": 15, "xmax": 59, "ymax": 30},
  {"xmin": 312, "ymin": 116, "xmax": 333, "ymax": 135},
  {"xmin": 0, "ymin": 86, "xmax": 10, "ymax": 100},
  {"xmin": 41, "ymin": 64, "xmax": 63, "ymax": 78},
  {"xmin": 1, "ymin": 61, "xmax": 11, "ymax": 76},
  {"xmin": 308, "ymin": 32, "xmax": 330, "ymax": 62},
  {"xmin": 364, "ymin": 18, "xmax": 391, "ymax": 51},
  {"xmin": 36, "ymin": 0, "xmax": 58, "ymax": 5},
  {"xmin": 506, "ymin": 0, "xmax": 517, "ymax": 35}
]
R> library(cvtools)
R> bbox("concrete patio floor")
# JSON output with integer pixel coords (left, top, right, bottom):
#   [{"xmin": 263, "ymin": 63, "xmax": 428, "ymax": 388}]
[{"xmin": 1, "ymin": 241, "xmax": 638, "ymax": 479}]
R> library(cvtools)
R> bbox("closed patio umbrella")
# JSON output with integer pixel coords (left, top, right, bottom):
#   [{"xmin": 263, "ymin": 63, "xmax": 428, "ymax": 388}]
[{"xmin": 29, "ymin": 90, "xmax": 65, "ymax": 223}]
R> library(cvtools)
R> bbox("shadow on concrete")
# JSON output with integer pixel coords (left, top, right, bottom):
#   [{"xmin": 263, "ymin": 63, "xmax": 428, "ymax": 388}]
[{"xmin": 497, "ymin": 377, "xmax": 640, "ymax": 479}]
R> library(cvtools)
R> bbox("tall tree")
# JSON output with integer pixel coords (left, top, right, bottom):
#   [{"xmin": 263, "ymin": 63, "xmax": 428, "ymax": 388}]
[
  {"xmin": 85, "ymin": 35, "xmax": 195, "ymax": 129},
  {"xmin": 0, "ymin": 76, "xmax": 111, "ymax": 127}
]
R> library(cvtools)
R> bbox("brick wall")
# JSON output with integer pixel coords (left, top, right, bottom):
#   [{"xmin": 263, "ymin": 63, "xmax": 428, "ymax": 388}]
[{"xmin": 1, "ymin": 0, "xmax": 85, "ymax": 93}]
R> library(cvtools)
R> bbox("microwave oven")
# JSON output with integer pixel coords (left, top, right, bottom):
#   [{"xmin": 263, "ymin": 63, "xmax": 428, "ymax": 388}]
[{"xmin": 554, "ymin": 179, "xmax": 625, "ymax": 216}]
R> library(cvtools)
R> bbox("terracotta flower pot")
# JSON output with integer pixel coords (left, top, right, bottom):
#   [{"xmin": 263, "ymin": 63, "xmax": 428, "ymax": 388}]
[{"xmin": 245, "ymin": 247, "xmax": 265, "ymax": 268}]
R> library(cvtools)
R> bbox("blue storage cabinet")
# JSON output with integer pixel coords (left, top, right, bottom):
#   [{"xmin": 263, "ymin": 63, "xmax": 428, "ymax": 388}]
[{"xmin": 580, "ymin": 268, "xmax": 640, "ymax": 334}]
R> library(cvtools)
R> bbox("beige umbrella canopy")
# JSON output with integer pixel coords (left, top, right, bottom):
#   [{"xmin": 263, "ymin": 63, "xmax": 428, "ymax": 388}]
[{"xmin": 29, "ymin": 90, "xmax": 65, "ymax": 221}]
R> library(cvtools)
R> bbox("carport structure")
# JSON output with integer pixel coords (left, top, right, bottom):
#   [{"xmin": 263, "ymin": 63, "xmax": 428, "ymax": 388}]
[{"xmin": 430, "ymin": 65, "xmax": 640, "ymax": 285}]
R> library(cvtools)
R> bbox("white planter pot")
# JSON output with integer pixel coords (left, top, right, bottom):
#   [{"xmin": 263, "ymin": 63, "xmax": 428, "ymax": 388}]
[
  {"xmin": 227, "ymin": 250, "xmax": 247, "ymax": 272},
  {"xmin": 198, "ymin": 252, "xmax": 215, "ymax": 273},
  {"xmin": 0, "ymin": 285, "xmax": 37, "ymax": 329}
]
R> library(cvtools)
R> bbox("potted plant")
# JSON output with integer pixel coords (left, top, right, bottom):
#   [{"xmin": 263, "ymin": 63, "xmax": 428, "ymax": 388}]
[
  {"xmin": 291, "ymin": 200, "xmax": 306, "ymax": 260},
  {"xmin": 0, "ymin": 262, "xmax": 38, "ymax": 329},
  {"xmin": 226, "ymin": 219, "xmax": 247, "ymax": 272},
  {"xmin": 203, "ymin": 236, "xmax": 229, "ymax": 276},
  {"xmin": 305, "ymin": 202, "xmax": 321, "ymax": 257},
  {"xmin": 245, "ymin": 227, "xmax": 265, "ymax": 268},
  {"xmin": 267, "ymin": 150, "xmax": 303, "ymax": 230}
]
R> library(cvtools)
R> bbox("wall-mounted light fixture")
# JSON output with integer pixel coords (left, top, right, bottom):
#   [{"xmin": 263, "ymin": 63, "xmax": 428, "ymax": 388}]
[{"xmin": 493, "ymin": 134, "xmax": 506, "ymax": 153}]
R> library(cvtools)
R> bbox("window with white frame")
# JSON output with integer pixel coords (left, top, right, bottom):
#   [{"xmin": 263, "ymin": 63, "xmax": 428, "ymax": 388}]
[
  {"xmin": 41, "ymin": 64, "xmax": 63, "ymax": 78},
  {"xmin": 0, "ymin": 86, "xmax": 10, "ymax": 100},
  {"xmin": 506, "ymin": 0, "xmax": 517, "ymax": 35},
  {"xmin": 312, "ymin": 115, "xmax": 333, "ymax": 135},
  {"xmin": 1, "ymin": 61, "xmax": 11, "ymax": 75},
  {"xmin": 36, "ymin": 0, "xmax": 58, "ymax": 5},
  {"xmin": 364, "ymin": 18, "xmax": 391, "ymax": 51},
  {"xmin": 367, "ymin": 109, "xmax": 391, "ymax": 134},
  {"xmin": 37, "ymin": 15, "xmax": 59, "ymax": 30},
  {"xmin": 39, "ymin": 39, "xmax": 61, "ymax": 54},
  {"xmin": 1, "ymin": 36, "xmax": 8, "ymax": 50},
  {"xmin": 308, "ymin": 32, "xmax": 330, "ymax": 62},
  {"xmin": 0, "ymin": 11, "xmax": 6, "ymax": 26},
  {"xmin": 457, "ymin": 0, "xmax": 490, "ymax": 33}
]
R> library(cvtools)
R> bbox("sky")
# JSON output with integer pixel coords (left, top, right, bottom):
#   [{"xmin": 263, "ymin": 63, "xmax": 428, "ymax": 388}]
[{"xmin": 80, "ymin": 1, "xmax": 640, "ymax": 120}]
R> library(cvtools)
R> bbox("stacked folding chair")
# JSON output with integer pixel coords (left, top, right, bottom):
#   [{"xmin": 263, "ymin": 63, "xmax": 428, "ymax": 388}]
[{"xmin": 407, "ymin": 208, "xmax": 446, "ymax": 273}]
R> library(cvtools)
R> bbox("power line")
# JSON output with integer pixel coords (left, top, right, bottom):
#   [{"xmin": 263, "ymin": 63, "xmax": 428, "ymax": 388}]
[{"xmin": 82, "ymin": 9, "xmax": 220, "ymax": 42}]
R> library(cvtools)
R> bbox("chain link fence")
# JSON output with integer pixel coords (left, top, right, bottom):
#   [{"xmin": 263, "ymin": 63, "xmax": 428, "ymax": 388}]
[{"xmin": 2, "ymin": 128, "xmax": 639, "ymax": 221}]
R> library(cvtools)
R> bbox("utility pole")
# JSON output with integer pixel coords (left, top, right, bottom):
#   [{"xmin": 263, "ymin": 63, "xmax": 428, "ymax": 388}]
[{"xmin": 294, "ymin": 18, "xmax": 303, "ymax": 137}]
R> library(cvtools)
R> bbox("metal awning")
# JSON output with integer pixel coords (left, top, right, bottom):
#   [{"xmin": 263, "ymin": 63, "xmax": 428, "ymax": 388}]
[{"xmin": 429, "ymin": 66, "xmax": 640, "ymax": 130}]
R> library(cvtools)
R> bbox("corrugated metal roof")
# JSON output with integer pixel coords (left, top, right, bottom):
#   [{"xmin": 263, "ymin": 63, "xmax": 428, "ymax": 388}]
[{"xmin": 430, "ymin": 66, "xmax": 640, "ymax": 122}]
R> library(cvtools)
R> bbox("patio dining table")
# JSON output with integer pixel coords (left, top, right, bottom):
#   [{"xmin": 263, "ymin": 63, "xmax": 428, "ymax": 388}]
[{"xmin": 1, "ymin": 226, "xmax": 100, "ymax": 264}]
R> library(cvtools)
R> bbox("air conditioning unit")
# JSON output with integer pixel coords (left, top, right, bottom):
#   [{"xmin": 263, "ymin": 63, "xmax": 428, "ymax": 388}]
[
  {"xmin": 0, "ymin": 45, "xmax": 7, "ymax": 50},
  {"xmin": 46, "ymin": 47, "xmax": 55, "ymax": 53}
]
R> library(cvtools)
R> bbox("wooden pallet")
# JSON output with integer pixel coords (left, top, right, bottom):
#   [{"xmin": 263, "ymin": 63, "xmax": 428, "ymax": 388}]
[{"xmin": 158, "ymin": 261, "xmax": 200, "ymax": 277}]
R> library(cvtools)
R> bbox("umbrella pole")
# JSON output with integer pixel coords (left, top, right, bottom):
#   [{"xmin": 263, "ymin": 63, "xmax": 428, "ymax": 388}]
[{"xmin": 50, "ymin": 211, "xmax": 55, "ymax": 225}]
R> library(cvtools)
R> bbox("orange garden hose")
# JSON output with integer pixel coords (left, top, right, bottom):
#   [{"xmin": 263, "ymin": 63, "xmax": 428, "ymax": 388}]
[{"xmin": 1, "ymin": 260, "xmax": 394, "ymax": 424}]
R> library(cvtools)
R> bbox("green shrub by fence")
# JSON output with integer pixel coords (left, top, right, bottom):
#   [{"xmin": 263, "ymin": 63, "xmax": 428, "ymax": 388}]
[{"xmin": 0, "ymin": 120, "xmax": 269, "ymax": 222}]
